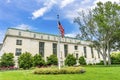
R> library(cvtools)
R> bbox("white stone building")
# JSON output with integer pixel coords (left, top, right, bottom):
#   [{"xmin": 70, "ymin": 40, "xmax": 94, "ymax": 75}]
[
  {"xmin": 0, "ymin": 44, "xmax": 2, "ymax": 51},
  {"xmin": 0, "ymin": 28, "xmax": 102, "ymax": 66}
]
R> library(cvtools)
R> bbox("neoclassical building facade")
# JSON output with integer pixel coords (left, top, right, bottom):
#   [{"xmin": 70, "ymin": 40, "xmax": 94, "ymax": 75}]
[{"xmin": 0, "ymin": 28, "xmax": 102, "ymax": 66}]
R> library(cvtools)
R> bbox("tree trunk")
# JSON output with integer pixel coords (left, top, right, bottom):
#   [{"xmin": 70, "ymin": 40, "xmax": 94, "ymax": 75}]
[
  {"xmin": 103, "ymin": 55, "xmax": 107, "ymax": 66},
  {"xmin": 103, "ymin": 47, "xmax": 107, "ymax": 66},
  {"xmin": 96, "ymin": 45, "xmax": 107, "ymax": 66},
  {"xmin": 107, "ymin": 42, "xmax": 111, "ymax": 65},
  {"xmin": 108, "ymin": 49, "xmax": 111, "ymax": 65},
  {"xmin": 108, "ymin": 51, "xmax": 111, "ymax": 65}
]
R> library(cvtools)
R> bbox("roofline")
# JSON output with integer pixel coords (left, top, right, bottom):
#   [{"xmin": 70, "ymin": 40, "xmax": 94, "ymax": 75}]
[{"xmin": 8, "ymin": 27, "xmax": 81, "ymax": 40}]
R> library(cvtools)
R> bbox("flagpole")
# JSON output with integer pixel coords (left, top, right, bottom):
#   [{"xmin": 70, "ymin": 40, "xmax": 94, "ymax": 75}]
[{"xmin": 57, "ymin": 15, "xmax": 61, "ymax": 70}]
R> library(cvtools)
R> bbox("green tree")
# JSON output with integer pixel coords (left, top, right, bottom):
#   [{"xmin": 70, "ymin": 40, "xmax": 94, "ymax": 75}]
[
  {"xmin": 110, "ymin": 33, "xmax": 120, "ymax": 51},
  {"xmin": 0, "ymin": 53, "xmax": 14, "ymax": 67},
  {"xmin": 79, "ymin": 56, "xmax": 86, "ymax": 65},
  {"xmin": 18, "ymin": 52, "xmax": 33, "ymax": 69},
  {"xmin": 74, "ymin": 1, "xmax": 120, "ymax": 65},
  {"xmin": 65, "ymin": 54, "xmax": 76, "ymax": 66},
  {"xmin": 33, "ymin": 54, "xmax": 45, "ymax": 67},
  {"xmin": 47, "ymin": 54, "xmax": 58, "ymax": 65}
]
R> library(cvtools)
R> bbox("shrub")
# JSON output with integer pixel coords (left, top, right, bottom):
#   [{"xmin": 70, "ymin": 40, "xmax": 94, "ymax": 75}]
[
  {"xmin": 79, "ymin": 56, "xmax": 86, "ymax": 65},
  {"xmin": 33, "ymin": 54, "xmax": 45, "ymax": 67},
  {"xmin": 0, "ymin": 53, "xmax": 14, "ymax": 67},
  {"xmin": 0, "ymin": 60, "xmax": 1, "ymax": 67},
  {"xmin": 18, "ymin": 52, "xmax": 33, "ymax": 69},
  {"xmin": 34, "ymin": 67, "xmax": 85, "ymax": 74},
  {"xmin": 65, "ymin": 54, "xmax": 76, "ymax": 66},
  {"xmin": 111, "ymin": 52, "xmax": 120, "ymax": 64},
  {"xmin": 47, "ymin": 54, "xmax": 58, "ymax": 66}
]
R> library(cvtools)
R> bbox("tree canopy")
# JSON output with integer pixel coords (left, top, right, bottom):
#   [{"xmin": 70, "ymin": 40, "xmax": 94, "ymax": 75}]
[{"xmin": 74, "ymin": 1, "xmax": 120, "ymax": 65}]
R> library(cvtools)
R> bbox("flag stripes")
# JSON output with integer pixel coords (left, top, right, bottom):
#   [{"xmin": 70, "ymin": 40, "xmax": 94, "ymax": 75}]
[{"xmin": 58, "ymin": 21, "xmax": 64, "ymax": 38}]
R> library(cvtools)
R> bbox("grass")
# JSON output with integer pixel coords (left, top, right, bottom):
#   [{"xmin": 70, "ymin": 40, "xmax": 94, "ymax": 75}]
[{"xmin": 0, "ymin": 66, "xmax": 120, "ymax": 80}]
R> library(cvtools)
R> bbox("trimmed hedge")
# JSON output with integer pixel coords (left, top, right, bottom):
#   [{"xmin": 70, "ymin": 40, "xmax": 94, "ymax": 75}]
[
  {"xmin": 34, "ymin": 67, "xmax": 85, "ymax": 74},
  {"xmin": 33, "ymin": 54, "xmax": 45, "ymax": 67},
  {"xmin": 65, "ymin": 54, "xmax": 76, "ymax": 66},
  {"xmin": 79, "ymin": 56, "xmax": 86, "ymax": 65},
  {"xmin": 47, "ymin": 54, "xmax": 58, "ymax": 65}
]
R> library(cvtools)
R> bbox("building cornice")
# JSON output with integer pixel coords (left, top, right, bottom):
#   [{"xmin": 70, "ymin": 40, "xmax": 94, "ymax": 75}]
[
  {"xmin": 5, "ymin": 34, "xmax": 82, "ymax": 45},
  {"xmin": 2, "ymin": 28, "xmax": 90, "ymax": 46},
  {"xmin": 8, "ymin": 28, "xmax": 81, "ymax": 40}
]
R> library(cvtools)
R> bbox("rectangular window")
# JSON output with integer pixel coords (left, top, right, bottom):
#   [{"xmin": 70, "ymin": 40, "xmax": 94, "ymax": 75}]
[
  {"xmin": 83, "ymin": 46, "xmax": 87, "ymax": 58},
  {"xmin": 53, "ymin": 43, "xmax": 57, "ymax": 55},
  {"xmin": 34, "ymin": 34, "xmax": 36, "ymax": 38},
  {"xmin": 15, "ymin": 48, "xmax": 22, "ymax": 56},
  {"xmin": 64, "ymin": 45, "xmax": 68, "ymax": 57},
  {"xmin": 16, "ymin": 40, "xmax": 22, "ymax": 45},
  {"xmin": 41, "ymin": 35, "xmax": 43, "ymax": 39},
  {"xmin": 48, "ymin": 36, "xmax": 50, "ymax": 40},
  {"xmin": 54, "ymin": 36, "xmax": 56, "ymax": 41},
  {"xmin": 18, "ymin": 31, "xmax": 21, "ymax": 36},
  {"xmin": 39, "ymin": 42, "xmax": 44, "ymax": 57},
  {"xmin": 91, "ymin": 47, "xmax": 94, "ymax": 58},
  {"xmin": 74, "ymin": 46, "xmax": 78, "ymax": 50}
]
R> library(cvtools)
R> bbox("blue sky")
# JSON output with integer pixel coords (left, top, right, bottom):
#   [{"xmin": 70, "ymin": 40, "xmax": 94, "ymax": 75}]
[{"xmin": 0, "ymin": 0, "xmax": 119, "ymax": 43}]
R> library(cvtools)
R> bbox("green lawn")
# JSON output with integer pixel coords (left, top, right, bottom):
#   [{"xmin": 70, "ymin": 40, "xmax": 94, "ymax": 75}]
[{"xmin": 0, "ymin": 66, "xmax": 120, "ymax": 80}]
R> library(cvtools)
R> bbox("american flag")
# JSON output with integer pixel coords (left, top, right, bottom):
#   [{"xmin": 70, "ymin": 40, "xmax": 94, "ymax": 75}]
[{"xmin": 58, "ymin": 21, "xmax": 64, "ymax": 38}]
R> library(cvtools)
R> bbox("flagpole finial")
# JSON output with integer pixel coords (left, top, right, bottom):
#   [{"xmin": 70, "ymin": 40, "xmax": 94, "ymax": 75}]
[{"xmin": 57, "ymin": 14, "xmax": 59, "ymax": 19}]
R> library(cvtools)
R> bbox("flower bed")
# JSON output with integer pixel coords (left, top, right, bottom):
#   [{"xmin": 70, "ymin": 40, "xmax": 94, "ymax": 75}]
[
  {"xmin": 34, "ymin": 67, "xmax": 85, "ymax": 74},
  {"xmin": 0, "ymin": 66, "xmax": 18, "ymax": 71}
]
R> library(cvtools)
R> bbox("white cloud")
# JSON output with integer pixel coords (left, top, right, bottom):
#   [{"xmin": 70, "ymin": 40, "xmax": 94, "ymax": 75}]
[
  {"xmin": 65, "ymin": 32, "xmax": 79, "ymax": 37},
  {"xmin": 6, "ymin": 0, "xmax": 11, "ymax": 3},
  {"xmin": 32, "ymin": 0, "xmax": 120, "ymax": 21},
  {"xmin": 32, "ymin": 0, "xmax": 56, "ymax": 19},
  {"xmin": 43, "ymin": 16, "xmax": 56, "ymax": 20},
  {"xmin": 64, "ymin": 7, "xmax": 85, "ymax": 21},
  {"xmin": 62, "ymin": 0, "xmax": 120, "ymax": 21},
  {"xmin": 81, "ymin": 0, "xmax": 91, "ymax": 4},
  {"xmin": 60, "ymin": 0, "xmax": 75, "ymax": 8},
  {"xmin": 14, "ymin": 24, "xmax": 35, "ymax": 30},
  {"xmin": 35, "ymin": 0, "xmax": 44, "ymax": 3},
  {"xmin": 65, "ymin": 33, "xmax": 76, "ymax": 37},
  {"xmin": 32, "ymin": 7, "xmax": 48, "ymax": 19},
  {"xmin": 31, "ymin": 0, "xmax": 91, "ymax": 20}
]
